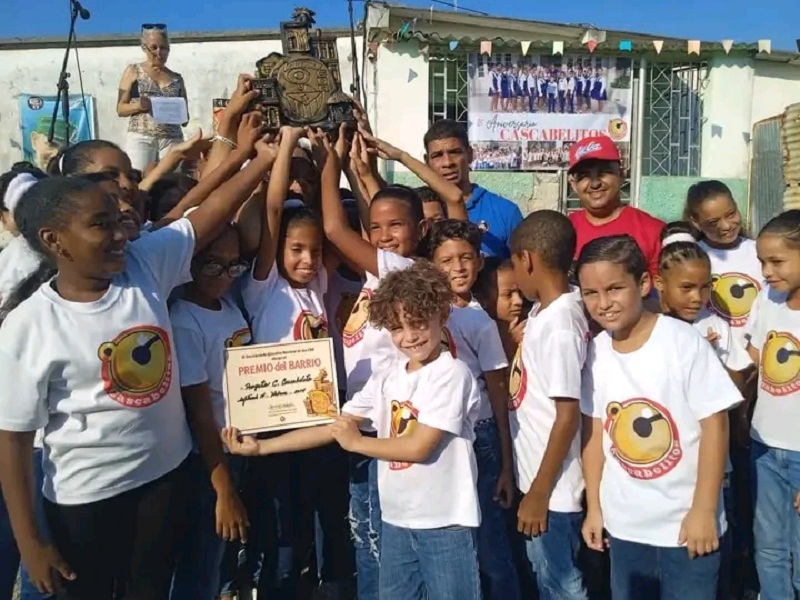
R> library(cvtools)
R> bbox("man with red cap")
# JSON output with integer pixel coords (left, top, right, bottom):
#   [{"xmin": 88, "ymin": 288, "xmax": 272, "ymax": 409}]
[{"xmin": 567, "ymin": 136, "xmax": 664, "ymax": 276}]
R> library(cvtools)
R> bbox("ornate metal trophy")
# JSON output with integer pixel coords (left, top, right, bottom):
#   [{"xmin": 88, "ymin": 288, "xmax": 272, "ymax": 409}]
[{"xmin": 253, "ymin": 7, "xmax": 355, "ymax": 131}]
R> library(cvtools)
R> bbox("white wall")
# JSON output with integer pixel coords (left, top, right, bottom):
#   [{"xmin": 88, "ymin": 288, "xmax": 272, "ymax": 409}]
[
  {"xmin": 751, "ymin": 60, "xmax": 800, "ymax": 125},
  {"xmin": 0, "ymin": 36, "xmax": 355, "ymax": 172}
]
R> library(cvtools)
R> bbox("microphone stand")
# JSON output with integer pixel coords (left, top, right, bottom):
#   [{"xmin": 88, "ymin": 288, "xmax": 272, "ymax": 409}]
[{"xmin": 48, "ymin": 0, "xmax": 83, "ymax": 147}]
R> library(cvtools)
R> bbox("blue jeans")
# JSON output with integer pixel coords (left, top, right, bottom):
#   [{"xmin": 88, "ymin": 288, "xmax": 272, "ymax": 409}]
[
  {"xmin": 525, "ymin": 510, "xmax": 588, "ymax": 600},
  {"xmin": 349, "ymin": 449, "xmax": 381, "ymax": 600},
  {"xmin": 473, "ymin": 419, "xmax": 520, "ymax": 600},
  {"xmin": 751, "ymin": 439, "xmax": 800, "ymax": 600},
  {"xmin": 609, "ymin": 536, "xmax": 721, "ymax": 600},
  {"xmin": 379, "ymin": 522, "xmax": 481, "ymax": 600}
]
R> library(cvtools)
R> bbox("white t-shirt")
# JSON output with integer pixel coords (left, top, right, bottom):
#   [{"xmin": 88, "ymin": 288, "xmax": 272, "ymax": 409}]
[
  {"xmin": 0, "ymin": 219, "xmax": 196, "ymax": 505},
  {"xmin": 242, "ymin": 262, "xmax": 328, "ymax": 344},
  {"xmin": 580, "ymin": 315, "xmax": 742, "ymax": 547},
  {"xmin": 324, "ymin": 269, "xmax": 364, "ymax": 392},
  {"xmin": 699, "ymin": 237, "xmax": 763, "ymax": 349},
  {"xmin": 509, "ymin": 289, "xmax": 587, "ymax": 513},
  {"xmin": 343, "ymin": 351, "xmax": 481, "ymax": 529},
  {"xmin": 445, "ymin": 299, "xmax": 509, "ymax": 422},
  {"xmin": 170, "ymin": 295, "xmax": 252, "ymax": 436},
  {"xmin": 0, "ymin": 236, "xmax": 42, "ymax": 309},
  {"xmin": 342, "ymin": 250, "xmax": 414, "ymax": 399},
  {"xmin": 692, "ymin": 307, "xmax": 752, "ymax": 373},
  {"xmin": 745, "ymin": 287, "xmax": 800, "ymax": 452}
]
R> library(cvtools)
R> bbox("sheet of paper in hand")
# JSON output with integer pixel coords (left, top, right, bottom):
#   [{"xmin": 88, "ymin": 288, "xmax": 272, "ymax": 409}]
[
  {"xmin": 151, "ymin": 97, "xmax": 188, "ymax": 125},
  {"xmin": 224, "ymin": 338, "xmax": 340, "ymax": 434}
]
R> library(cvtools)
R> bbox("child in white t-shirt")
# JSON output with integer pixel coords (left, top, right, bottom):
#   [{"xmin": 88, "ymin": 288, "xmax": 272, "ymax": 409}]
[
  {"xmin": 508, "ymin": 210, "xmax": 589, "ymax": 600},
  {"xmin": 474, "ymin": 257, "xmax": 526, "ymax": 363},
  {"xmin": 743, "ymin": 210, "xmax": 800, "ymax": 600},
  {"xmin": 576, "ymin": 235, "xmax": 742, "ymax": 600},
  {"xmin": 426, "ymin": 219, "xmax": 520, "ymax": 600},
  {"xmin": 224, "ymin": 261, "xmax": 482, "ymax": 600},
  {"xmin": 0, "ymin": 121, "xmax": 272, "ymax": 599},
  {"xmin": 169, "ymin": 224, "xmax": 251, "ymax": 600}
]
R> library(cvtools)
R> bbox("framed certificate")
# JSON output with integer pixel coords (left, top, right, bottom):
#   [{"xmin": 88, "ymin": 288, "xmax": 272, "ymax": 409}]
[{"xmin": 224, "ymin": 338, "xmax": 340, "ymax": 434}]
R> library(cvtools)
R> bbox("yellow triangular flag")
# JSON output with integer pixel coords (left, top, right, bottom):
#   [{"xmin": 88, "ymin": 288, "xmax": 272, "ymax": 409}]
[
  {"xmin": 722, "ymin": 39, "xmax": 733, "ymax": 54},
  {"xmin": 552, "ymin": 40, "xmax": 564, "ymax": 55},
  {"xmin": 521, "ymin": 41, "xmax": 531, "ymax": 56},
  {"xmin": 758, "ymin": 39, "xmax": 771, "ymax": 54},
  {"xmin": 688, "ymin": 40, "xmax": 701, "ymax": 55},
  {"xmin": 480, "ymin": 40, "xmax": 492, "ymax": 55},
  {"xmin": 653, "ymin": 40, "xmax": 663, "ymax": 54}
]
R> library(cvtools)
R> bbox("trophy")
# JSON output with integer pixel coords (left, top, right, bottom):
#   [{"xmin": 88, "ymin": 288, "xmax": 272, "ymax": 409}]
[{"xmin": 253, "ymin": 7, "xmax": 356, "ymax": 132}]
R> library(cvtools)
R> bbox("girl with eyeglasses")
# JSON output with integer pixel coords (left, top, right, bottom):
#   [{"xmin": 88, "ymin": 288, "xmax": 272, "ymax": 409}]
[{"xmin": 117, "ymin": 23, "xmax": 189, "ymax": 172}]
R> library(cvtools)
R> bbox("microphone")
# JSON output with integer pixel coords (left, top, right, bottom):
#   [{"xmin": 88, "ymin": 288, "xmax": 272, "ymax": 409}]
[{"xmin": 71, "ymin": 0, "xmax": 90, "ymax": 20}]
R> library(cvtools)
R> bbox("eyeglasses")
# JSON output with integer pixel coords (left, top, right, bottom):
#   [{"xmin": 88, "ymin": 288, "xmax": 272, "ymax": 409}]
[
  {"xmin": 142, "ymin": 23, "xmax": 167, "ymax": 30},
  {"xmin": 197, "ymin": 259, "xmax": 249, "ymax": 279}
]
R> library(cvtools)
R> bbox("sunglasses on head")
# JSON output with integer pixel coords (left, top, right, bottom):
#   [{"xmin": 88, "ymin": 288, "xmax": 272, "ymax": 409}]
[{"xmin": 142, "ymin": 23, "xmax": 167, "ymax": 31}]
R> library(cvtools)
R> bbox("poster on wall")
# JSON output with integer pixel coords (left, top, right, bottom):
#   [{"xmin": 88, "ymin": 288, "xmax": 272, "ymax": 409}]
[
  {"xmin": 467, "ymin": 53, "xmax": 633, "ymax": 171},
  {"xmin": 18, "ymin": 94, "xmax": 96, "ymax": 171}
]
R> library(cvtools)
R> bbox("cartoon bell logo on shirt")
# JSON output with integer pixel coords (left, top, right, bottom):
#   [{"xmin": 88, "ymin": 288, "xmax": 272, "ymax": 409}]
[
  {"xmin": 335, "ymin": 291, "xmax": 360, "ymax": 335},
  {"xmin": 605, "ymin": 398, "xmax": 682, "ymax": 480},
  {"xmin": 389, "ymin": 400, "xmax": 419, "ymax": 470},
  {"xmin": 760, "ymin": 330, "xmax": 800, "ymax": 396},
  {"xmin": 293, "ymin": 311, "xmax": 329, "ymax": 341},
  {"xmin": 343, "ymin": 288, "xmax": 372, "ymax": 347},
  {"xmin": 709, "ymin": 272, "xmax": 760, "ymax": 327},
  {"xmin": 225, "ymin": 327, "xmax": 252, "ymax": 348},
  {"xmin": 508, "ymin": 345, "xmax": 527, "ymax": 411},
  {"xmin": 98, "ymin": 326, "xmax": 172, "ymax": 408}
]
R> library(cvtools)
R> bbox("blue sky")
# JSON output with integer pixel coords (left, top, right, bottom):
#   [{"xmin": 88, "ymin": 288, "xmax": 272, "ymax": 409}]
[{"xmin": 2, "ymin": 0, "xmax": 798, "ymax": 52}]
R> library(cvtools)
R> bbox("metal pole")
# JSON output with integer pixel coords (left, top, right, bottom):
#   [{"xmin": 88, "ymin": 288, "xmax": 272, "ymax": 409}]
[{"xmin": 633, "ymin": 56, "xmax": 647, "ymax": 205}]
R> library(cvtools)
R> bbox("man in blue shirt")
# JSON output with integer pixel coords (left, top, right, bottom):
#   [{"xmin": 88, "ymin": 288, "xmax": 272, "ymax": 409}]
[{"xmin": 424, "ymin": 119, "xmax": 523, "ymax": 258}]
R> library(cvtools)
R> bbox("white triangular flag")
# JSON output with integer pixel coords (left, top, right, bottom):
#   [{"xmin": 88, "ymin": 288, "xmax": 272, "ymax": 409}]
[
  {"xmin": 552, "ymin": 40, "xmax": 564, "ymax": 55},
  {"xmin": 688, "ymin": 40, "xmax": 701, "ymax": 55},
  {"xmin": 480, "ymin": 40, "xmax": 492, "ymax": 55},
  {"xmin": 722, "ymin": 39, "xmax": 733, "ymax": 54},
  {"xmin": 521, "ymin": 41, "xmax": 531, "ymax": 56},
  {"xmin": 758, "ymin": 39, "xmax": 771, "ymax": 54},
  {"xmin": 653, "ymin": 40, "xmax": 663, "ymax": 54}
]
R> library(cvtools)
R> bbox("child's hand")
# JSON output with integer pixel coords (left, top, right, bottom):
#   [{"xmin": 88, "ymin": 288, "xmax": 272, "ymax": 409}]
[
  {"xmin": 236, "ymin": 112, "xmax": 263, "ymax": 155},
  {"xmin": 678, "ymin": 507, "xmax": 719, "ymax": 558},
  {"xmin": 215, "ymin": 487, "xmax": 249, "ymax": 543},
  {"xmin": 494, "ymin": 467, "xmax": 515, "ymax": 509},
  {"xmin": 794, "ymin": 491, "xmax": 800, "ymax": 515},
  {"xmin": 360, "ymin": 128, "xmax": 404, "ymax": 162},
  {"xmin": 307, "ymin": 128, "xmax": 331, "ymax": 168},
  {"xmin": 582, "ymin": 508, "xmax": 607, "ymax": 552},
  {"xmin": 279, "ymin": 125, "xmax": 307, "ymax": 146},
  {"xmin": 170, "ymin": 129, "xmax": 212, "ymax": 161},
  {"xmin": 225, "ymin": 74, "xmax": 259, "ymax": 120},
  {"xmin": 705, "ymin": 328, "xmax": 721, "ymax": 346},
  {"xmin": 20, "ymin": 542, "xmax": 76, "ymax": 595},
  {"xmin": 509, "ymin": 317, "xmax": 526, "ymax": 345},
  {"xmin": 331, "ymin": 415, "xmax": 362, "ymax": 452},
  {"xmin": 517, "ymin": 488, "xmax": 549, "ymax": 537},
  {"xmin": 349, "ymin": 133, "xmax": 372, "ymax": 178},
  {"xmin": 221, "ymin": 427, "xmax": 260, "ymax": 456},
  {"xmin": 334, "ymin": 123, "xmax": 351, "ymax": 166},
  {"xmin": 254, "ymin": 133, "xmax": 279, "ymax": 163}
]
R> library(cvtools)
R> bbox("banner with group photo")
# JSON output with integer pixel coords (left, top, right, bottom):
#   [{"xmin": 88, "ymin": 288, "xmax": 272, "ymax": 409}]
[
  {"xmin": 18, "ymin": 94, "xmax": 96, "ymax": 171},
  {"xmin": 467, "ymin": 53, "xmax": 633, "ymax": 171}
]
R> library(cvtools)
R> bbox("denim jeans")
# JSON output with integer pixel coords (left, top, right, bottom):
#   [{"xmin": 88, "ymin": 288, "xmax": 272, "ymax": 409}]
[
  {"xmin": 379, "ymin": 522, "xmax": 481, "ymax": 600},
  {"xmin": 609, "ymin": 536, "xmax": 721, "ymax": 600},
  {"xmin": 525, "ymin": 510, "xmax": 588, "ymax": 600},
  {"xmin": 349, "ymin": 446, "xmax": 381, "ymax": 600},
  {"xmin": 751, "ymin": 439, "xmax": 800, "ymax": 600},
  {"xmin": 473, "ymin": 419, "xmax": 520, "ymax": 600},
  {"xmin": 0, "ymin": 449, "xmax": 53, "ymax": 600}
]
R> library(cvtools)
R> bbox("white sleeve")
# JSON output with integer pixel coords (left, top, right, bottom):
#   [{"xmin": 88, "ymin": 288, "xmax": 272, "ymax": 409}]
[
  {"xmin": 0, "ymin": 319, "xmax": 49, "ymax": 432},
  {"xmin": 685, "ymin": 332, "xmax": 743, "ymax": 421},
  {"xmin": 342, "ymin": 371, "xmax": 379, "ymax": 424},
  {"xmin": 476, "ymin": 320, "xmax": 509, "ymax": 372},
  {"xmin": 542, "ymin": 329, "xmax": 586, "ymax": 400},
  {"xmin": 241, "ymin": 261, "xmax": 281, "ymax": 324},
  {"xmin": 417, "ymin": 363, "xmax": 476, "ymax": 436},
  {"xmin": 172, "ymin": 323, "xmax": 209, "ymax": 387},
  {"xmin": 718, "ymin": 322, "xmax": 753, "ymax": 372},
  {"xmin": 377, "ymin": 249, "xmax": 414, "ymax": 280},
  {"xmin": 579, "ymin": 341, "xmax": 603, "ymax": 419},
  {"xmin": 129, "ymin": 218, "xmax": 195, "ymax": 297}
]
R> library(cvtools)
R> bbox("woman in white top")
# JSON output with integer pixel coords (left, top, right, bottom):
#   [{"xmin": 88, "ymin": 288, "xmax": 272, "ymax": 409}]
[{"xmin": 0, "ymin": 112, "xmax": 271, "ymax": 598}]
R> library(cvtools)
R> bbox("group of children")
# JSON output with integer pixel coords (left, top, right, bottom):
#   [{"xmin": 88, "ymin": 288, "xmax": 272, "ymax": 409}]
[
  {"xmin": 487, "ymin": 64, "xmax": 608, "ymax": 114},
  {"xmin": 0, "ymin": 72, "xmax": 798, "ymax": 600}
]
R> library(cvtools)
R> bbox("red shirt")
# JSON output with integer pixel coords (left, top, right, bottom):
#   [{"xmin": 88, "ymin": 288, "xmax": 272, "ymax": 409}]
[{"xmin": 569, "ymin": 206, "xmax": 665, "ymax": 277}]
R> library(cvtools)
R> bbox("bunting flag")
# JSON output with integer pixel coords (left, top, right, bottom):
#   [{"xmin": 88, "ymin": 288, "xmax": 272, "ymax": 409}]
[
  {"xmin": 722, "ymin": 39, "xmax": 734, "ymax": 54},
  {"xmin": 619, "ymin": 40, "xmax": 632, "ymax": 52},
  {"xmin": 408, "ymin": 69, "xmax": 418, "ymax": 83},
  {"xmin": 758, "ymin": 39, "xmax": 772, "ymax": 54},
  {"xmin": 581, "ymin": 29, "xmax": 607, "ymax": 45},
  {"xmin": 688, "ymin": 40, "xmax": 701, "ymax": 55},
  {"xmin": 448, "ymin": 39, "xmax": 459, "ymax": 51},
  {"xmin": 586, "ymin": 40, "xmax": 598, "ymax": 53},
  {"xmin": 520, "ymin": 41, "xmax": 531, "ymax": 56},
  {"xmin": 480, "ymin": 40, "xmax": 492, "ymax": 55},
  {"xmin": 653, "ymin": 40, "xmax": 664, "ymax": 54},
  {"xmin": 552, "ymin": 40, "xmax": 564, "ymax": 55},
  {"xmin": 419, "ymin": 44, "xmax": 429, "ymax": 56}
]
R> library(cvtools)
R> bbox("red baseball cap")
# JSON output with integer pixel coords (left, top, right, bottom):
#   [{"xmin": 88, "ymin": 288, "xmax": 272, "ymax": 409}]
[{"xmin": 568, "ymin": 136, "xmax": 621, "ymax": 172}]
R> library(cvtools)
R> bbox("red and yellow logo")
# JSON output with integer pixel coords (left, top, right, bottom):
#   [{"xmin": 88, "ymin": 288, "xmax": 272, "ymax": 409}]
[
  {"xmin": 343, "ymin": 287, "xmax": 372, "ymax": 348},
  {"xmin": 709, "ymin": 272, "xmax": 760, "ymax": 327},
  {"xmin": 508, "ymin": 345, "xmax": 527, "ymax": 411},
  {"xmin": 761, "ymin": 330, "xmax": 800, "ymax": 396},
  {"xmin": 389, "ymin": 400, "xmax": 419, "ymax": 470},
  {"xmin": 293, "ymin": 310, "xmax": 329, "ymax": 341},
  {"xmin": 225, "ymin": 327, "xmax": 252, "ymax": 348}
]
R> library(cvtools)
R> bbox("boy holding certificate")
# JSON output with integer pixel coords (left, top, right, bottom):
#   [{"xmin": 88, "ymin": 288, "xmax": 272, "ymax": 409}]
[{"xmin": 223, "ymin": 260, "xmax": 483, "ymax": 600}]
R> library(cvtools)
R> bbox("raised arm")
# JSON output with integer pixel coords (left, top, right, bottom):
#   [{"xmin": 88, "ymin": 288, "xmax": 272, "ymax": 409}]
[{"xmin": 138, "ymin": 130, "xmax": 210, "ymax": 193}]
